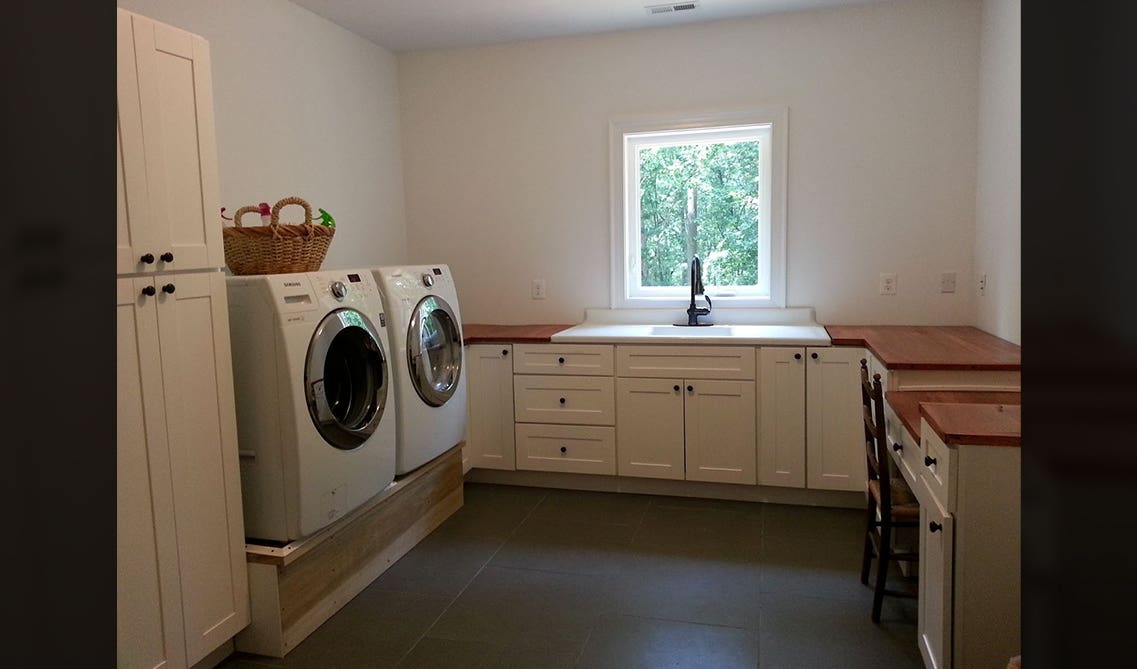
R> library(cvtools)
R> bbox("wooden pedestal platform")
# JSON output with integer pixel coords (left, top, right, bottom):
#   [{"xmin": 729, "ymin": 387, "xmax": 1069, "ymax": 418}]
[{"xmin": 235, "ymin": 444, "xmax": 464, "ymax": 658}]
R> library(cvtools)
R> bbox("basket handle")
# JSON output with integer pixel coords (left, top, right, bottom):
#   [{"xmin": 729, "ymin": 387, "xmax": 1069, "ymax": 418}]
[
  {"xmin": 271, "ymin": 196, "xmax": 314, "ymax": 226},
  {"xmin": 232, "ymin": 205, "xmax": 262, "ymax": 228}
]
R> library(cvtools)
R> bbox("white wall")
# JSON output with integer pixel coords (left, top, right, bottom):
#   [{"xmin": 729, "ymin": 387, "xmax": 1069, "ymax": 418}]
[
  {"xmin": 973, "ymin": 0, "xmax": 1021, "ymax": 344},
  {"xmin": 399, "ymin": 0, "xmax": 981, "ymax": 325},
  {"xmin": 117, "ymin": 0, "xmax": 407, "ymax": 270}
]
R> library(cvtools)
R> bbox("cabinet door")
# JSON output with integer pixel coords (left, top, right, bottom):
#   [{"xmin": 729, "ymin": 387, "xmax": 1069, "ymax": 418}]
[
  {"xmin": 465, "ymin": 345, "xmax": 516, "ymax": 470},
  {"xmin": 155, "ymin": 273, "xmax": 248, "ymax": 664},
  {"xmin": 758, "ymin": 347, "xmax": 806, "ymax": 488},
  {"xmin": 117, "ymin": 9, "xmax": 157, "ymax": 276},
  {"xmin": 118, "ymin": 278, "xmax": 187, "ymax": 669},
  {"xmin": 684, "ymin": 379, "xmax": 757, "ymax": 485},
  {"xmin": 130, "ymin": 11, "xmax": 223, "ymax": 272},
  {"xmin": 918, "ymin": 497, "xmax": 954, "ymax": 669},
  {"xmin": 616, "ymin": 377, "xmax": 685, "ymax": 480},
  {"xmin": 805, "ymin": 346, "xmax": 865, "ymax": 491}
]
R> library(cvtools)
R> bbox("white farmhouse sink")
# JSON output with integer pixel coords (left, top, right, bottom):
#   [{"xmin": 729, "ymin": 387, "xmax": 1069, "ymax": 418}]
[
  {"xmin": 649, "ymin": 325, "xmax": 734, "ymax": 336},
  {"xmin": 551, "ymin": 308, "xmax": 833, "ymax": 346}
]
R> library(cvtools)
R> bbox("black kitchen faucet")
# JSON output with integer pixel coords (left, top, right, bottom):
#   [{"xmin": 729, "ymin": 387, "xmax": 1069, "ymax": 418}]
[{"xmin": 686, "ymin": 255, "xmax": 712, "ymax": 326}]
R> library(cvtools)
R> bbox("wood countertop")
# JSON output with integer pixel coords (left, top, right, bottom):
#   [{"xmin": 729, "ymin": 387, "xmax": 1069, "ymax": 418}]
[
  {"xmin": 825, "ymin": 325, "xmax": 1020, "ymax": 371},
  {"xmin": 463, "ymin": 323, "xmax": 574, "ymax": 344},
  {"xmin": 886, "ymin": 390, "xmax": 1022, "ymax": 448}
]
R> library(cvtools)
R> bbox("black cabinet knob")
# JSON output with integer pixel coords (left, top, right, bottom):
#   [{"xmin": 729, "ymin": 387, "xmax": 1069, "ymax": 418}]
[
  {"xmin": 687, "ymin": 385, "xmax": 694, "ymax": 392},
  {"xmin": 924, "ymin": 455, "xmax": 937, "ymax": 467},
  {"xmin": 892, "ymin": 441, "xmax": 902, "ymax": 453},
  {"xmin": 794, "ymin": 353, "xmax": 802, "ymax": 360},
  {"xmin": 140, "ymin": 253, "xmax": 155, "ymax": 264},
  {"xmin": 559, "ymin": 397, "xmax": 566, "ymax": 404},
  {"xmin": 558, "ymin": 357, "xmax": 565, "ymax": 364},
  {"xmin": 811, "ymin": 352, "xmax": 819, "ymax": 360},
  {"xmin": 929, "ymin": 521, "xmax": 943, "ymax": 533},
  {"xmin": 673, "ymin": 385, "xmax": 680, "ymax": 392},
  {"xmin": 502, "ymin": 349, "xmax": 509, "ymax": 356},
  {"xmin": 160, "ymin": 252, "xmax": 174, "ymax": 262},
  {"xmin": 162, "ymin": 283, "xmax": 176, "ymax": 294},
  {"xmin": 560, "ymin": 446, "xmax": 567, "ymax": 454},
  {"xmin": 140, "ymin": 285, "xmax": 156, "ymax": 297}
]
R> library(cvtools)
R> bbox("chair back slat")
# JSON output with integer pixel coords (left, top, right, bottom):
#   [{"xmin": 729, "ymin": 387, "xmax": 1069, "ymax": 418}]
[{"xmin": 859, "ymin": 359, "xmax": 891, "ymax": 508}]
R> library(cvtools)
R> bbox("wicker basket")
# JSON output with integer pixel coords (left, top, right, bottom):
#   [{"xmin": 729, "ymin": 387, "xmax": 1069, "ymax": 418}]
[{"xmin": 222, "ymin": 196, "xmax": 334, "ymax": 275}]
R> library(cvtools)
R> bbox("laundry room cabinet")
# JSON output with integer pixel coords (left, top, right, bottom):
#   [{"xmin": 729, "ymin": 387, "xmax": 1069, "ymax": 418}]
[
  {"xmin": 464, "ymin": 344, "xmax": 516, "ymax": 470},
  {"xmin": 117, "ymin": 9, "xmax": 248, "ymax": 669},
  {"xmin": 117, "ymin": 8, "xmax": 223, "ymax": 276},
  {"xmin": 757, "ymin": 346, "xmax": 865, "ymax": 492},
  {"xmin": 615, "ymin": 346, "xmax": 757, "ymax": 485}
]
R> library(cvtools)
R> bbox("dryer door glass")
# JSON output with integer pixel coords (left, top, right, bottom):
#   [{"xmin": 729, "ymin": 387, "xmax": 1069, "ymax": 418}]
[
  {"xmin": 306, "ymin": 308, "xmax": 388, "ymax": 450},
  {"xmin": 407, "ymin": 295, "xmax": 462, "ymax": 407}
]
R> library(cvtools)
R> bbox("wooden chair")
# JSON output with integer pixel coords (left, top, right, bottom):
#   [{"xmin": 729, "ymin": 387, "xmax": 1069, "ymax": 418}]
[{"xmin": 859, "ymin": 358, "xmax": 919, "ymax": 622}]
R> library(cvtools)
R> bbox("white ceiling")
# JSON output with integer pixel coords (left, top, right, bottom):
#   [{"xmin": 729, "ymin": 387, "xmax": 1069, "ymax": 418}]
[{"xmin": 290, "ymin": 0, "xmax": 895, "ymax": 53}]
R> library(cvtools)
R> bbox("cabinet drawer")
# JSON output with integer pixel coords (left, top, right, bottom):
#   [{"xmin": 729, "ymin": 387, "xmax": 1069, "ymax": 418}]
[
  {"xmin": 919, "ymin": 419, "xmax": 956, "ymax": 512},
  {"xmin": 513, "ymin": 344, "xmax": 614, "ymax": 376},
  {"xmin": 515, "ymin": 424, "xmax": 616, "ymax": 475},
  {"xmin": 514, "ymin": 375, "xmax": 615, "ymax": 426},
  {"xmin": 616, "ymin": 345, "xmax": 755, "ymax": 380}
]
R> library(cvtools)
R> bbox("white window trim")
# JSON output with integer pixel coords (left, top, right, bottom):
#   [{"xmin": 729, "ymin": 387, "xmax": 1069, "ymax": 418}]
[{"xmin": 609, "ymin": 107, "xmax": 788, "ymax": 309}]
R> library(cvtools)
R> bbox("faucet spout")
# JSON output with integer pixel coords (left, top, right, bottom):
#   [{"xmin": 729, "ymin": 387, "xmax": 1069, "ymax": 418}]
[{"xmin": 686, "ymin": 255, "xmax": 712, "ymax": 326}]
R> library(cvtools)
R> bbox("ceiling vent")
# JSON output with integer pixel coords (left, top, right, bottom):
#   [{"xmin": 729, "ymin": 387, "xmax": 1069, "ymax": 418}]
[{"xmin": 645, "ymin": 2, "xmax": 699, "ymax": 15}]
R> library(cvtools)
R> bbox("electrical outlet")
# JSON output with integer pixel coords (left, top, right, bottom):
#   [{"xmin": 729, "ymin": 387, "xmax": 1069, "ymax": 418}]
[
  {"xmin": 940, "ymin": 272, "xmax": 957, "ymax": 293},
  {"xmin": 531, "ymin": 279, "xmax": 547, "ymax": 300},
  {"xmin": 978, "ymin": 273, "xmax": 987, "ymax": 296},
  {"xmin": 879, "ymin": 273, "xmax": 897, "ymax": 295}
]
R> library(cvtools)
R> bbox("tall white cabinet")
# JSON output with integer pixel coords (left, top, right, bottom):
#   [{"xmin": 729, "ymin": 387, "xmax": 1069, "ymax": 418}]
[{"xmin": 117, "ymin": 9, "xmax": 248, "ymax": 668}]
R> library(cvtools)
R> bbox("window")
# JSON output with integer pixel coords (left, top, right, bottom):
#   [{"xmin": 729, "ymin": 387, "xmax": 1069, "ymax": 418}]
[{"xmin": 610, "ymin": 108, "xmax": 787, "ymax": 309}]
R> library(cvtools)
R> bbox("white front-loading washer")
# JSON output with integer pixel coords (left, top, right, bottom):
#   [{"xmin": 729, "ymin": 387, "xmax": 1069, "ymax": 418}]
[
  {"xmin": 371, "ymin": 265, "xmax": 467, "ymax": 475},
  {"xmin": 226, "ymin": 269, "xmax": 396, "ymax": 543}
]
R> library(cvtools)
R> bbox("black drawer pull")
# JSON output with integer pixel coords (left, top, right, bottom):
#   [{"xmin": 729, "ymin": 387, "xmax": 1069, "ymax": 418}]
[
  {"xmin": 892, "ymin": 441, "xmax": 902, "ymax": 453},
  {"xmin": 161, "ymin": 283, "xmax": 176, "ymax": 294},
  {"xmin": 558, "ymin": 357, "xmax": 565, "ymax": 364},
  {"xmin": 502, "ymin": 349, "xmax": 509, "ymax": 356},
  {"xmin": 140, "ymin": 253, "xmax": 155, "ymax": 264},
  {"xmin": 924, "ymin": 455, "xmax": 937, "ymax": 467},
  {"xmin": 811, "ymin": 352, "xmax": 819, "ymax": 360},
  {"xmin": 559, "ymin": 397, "xmax": 566, "ymax": 405},
  {"xmin": 140, "ymin": 285, "xmax": 156, "ymax": 297},
  {"xmin": 560, "ymin": 446, "xmax": 567, "ymax": 454},
  {"xmin": 686, "ymin": 385, "xmax": 694, "ymax": 392},
  {"xmin": 929, "ymin": 521, "xmax": 943, "ymax": 533},
  {"xmin": 673, "ymin": 385, "xmax": 680, "ymax": 392},
  {"xmin": 794, "ymin": 353, "xmax": 802, "ymax": 360},
  {"xmin": 160, "ymin": 251, "xmax": 174, "ymax": 262}
]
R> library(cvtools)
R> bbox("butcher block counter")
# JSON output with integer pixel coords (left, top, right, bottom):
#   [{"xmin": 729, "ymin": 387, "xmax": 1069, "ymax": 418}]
[
  {"xmin": 462, "ymin": 323, "xmax": 573, "ymax": 344},
  {"xmin": 886, "ymin": 390, "xmax": 1022, "ymax": 448},
  {"xmin": 825, "ymin": 325, "xmax": 1020, "ymax": 371}
]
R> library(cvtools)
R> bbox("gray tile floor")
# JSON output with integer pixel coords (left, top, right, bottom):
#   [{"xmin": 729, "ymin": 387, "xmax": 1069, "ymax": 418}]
[{"xmin": 220, "ymin": 482, "xmax": 921, "ymax": 669}]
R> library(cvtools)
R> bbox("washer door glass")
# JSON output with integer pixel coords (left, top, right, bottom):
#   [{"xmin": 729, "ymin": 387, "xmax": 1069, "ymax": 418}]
[
  {"xmin": 407, "ymin": 295, "xmax": 462, "ymax": 407},
  {"xmin": 306, "ymin": 308, "xmax": 388, "ymax": 450}
]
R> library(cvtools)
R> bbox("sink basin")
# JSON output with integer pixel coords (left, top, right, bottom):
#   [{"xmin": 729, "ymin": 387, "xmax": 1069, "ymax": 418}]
[{"xmin": 649, "ymin": 325, "xmax": 733, "ymax": 336}]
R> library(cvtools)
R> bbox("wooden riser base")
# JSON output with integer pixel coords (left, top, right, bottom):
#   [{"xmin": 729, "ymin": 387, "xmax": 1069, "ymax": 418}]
[{"xmin": 235, "ymin": 444, "xmax": 464, "ymax": 658}]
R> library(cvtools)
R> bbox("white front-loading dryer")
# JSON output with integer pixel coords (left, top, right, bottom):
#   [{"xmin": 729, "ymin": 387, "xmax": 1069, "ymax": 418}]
[
  {"xmin": 226, "ymin": 269, "xmax": 396, "ymax": 543},
  {"xmin": 371, "ymin": 265, "xmax": 467, "ymax": 475}
]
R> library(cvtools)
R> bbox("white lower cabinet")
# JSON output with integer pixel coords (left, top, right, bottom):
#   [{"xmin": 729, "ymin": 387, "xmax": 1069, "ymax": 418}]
[
  {"xmin": 757, "ymin": 347, "xmax": 806, "ymax": 487},
  {"xmin": 465, "ymin": 345, "xmax": 516, "ymax": 470},
  {"xmin": 508, "ymin": 344, "xmax": 616, "ymax": 475},
  {"xmin": 615, "ymin": 346, "xmax": 757, "ymax": 485},
  {"xmin": 117, "ymin": 274, "xmax": 249, "ymax": 668},
  {"xmin": 757, "ymin": 346, "xmax": 865, "ymax": 491},
  {"xmin": 918, "ymin": 488, "xmax": 955, "ymax": 669},
  {"xmin": 804, "ymin": 346, "xmax": 866, "ymax": 492}
]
